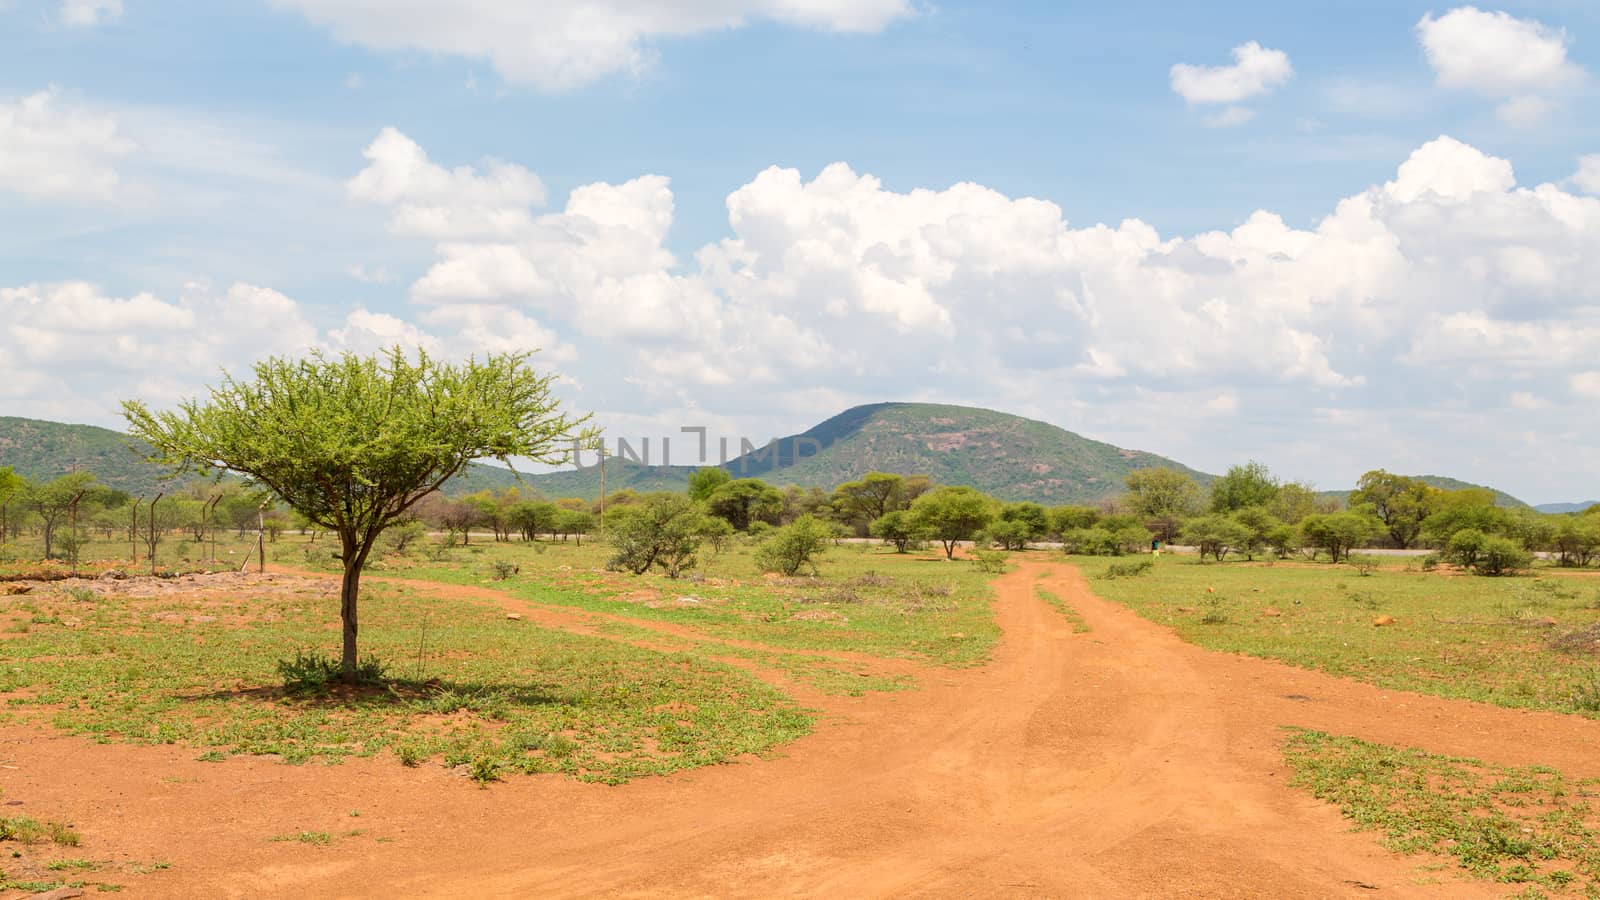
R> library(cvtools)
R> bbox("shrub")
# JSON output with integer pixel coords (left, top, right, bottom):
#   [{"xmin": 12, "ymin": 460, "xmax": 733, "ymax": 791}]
[
  {"xmin": 1471, "ymin": 536, "xmax": 1532, "ymax": 577},
  {"xmin": 378, "ymin": 519, "xmax": 427, "ymax": 556},
  {"xmin": 605, "ymin": 494, "xmax": 705, "ymax": 578},
  {"xmin": 984, "ymin": 519, "xmax": 1034, "ymax": 551},
  {"xmin": 1102, "ymin": 559, "xmax": 1155, "ymax": 579},
  {"xmin": 754, "ymin": 515, "xmax": 832, "ymax": 576},
  {"xmin": 490, "ymin": 560, "xmax": 519, "ymax": 581},
  {"xmin": 869, "ymin": 510, "xmax": 924, "ymax": 553},
  {"xmin": 1181, "ymin": 514, "xmax": 1252, "ymax": 562},
  {"xmin": 973, "ymin": 549, "xmax": 1009, "ymax": 574},
  {"xmin": 1444, "ymin": 529, "xmax": 1487, "ymax": 569}
]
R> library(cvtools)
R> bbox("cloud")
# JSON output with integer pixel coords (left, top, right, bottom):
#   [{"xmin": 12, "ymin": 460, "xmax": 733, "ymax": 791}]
[
  {"xmin": 59, "ymin": 0, "xmax": 121, "ymax": 26},
  {"xmin": 270, "ymin": 0, "xmax": 913, "ymax": 91},
  {"xmin": 0, "ymin": 281, "xmax": 574, "ymax": 421},
  {"xmin": 0, "ymin": 87, "xmax": 136, "ymax": 202},
  {"xmin": 1415, "ymin": 7, "xmax": 1585, "ymax": 125},
  {"xmin": 1170, "ymin": 41, "xmax": 1293, "ymax": 105},
  {"xmin": 347, "ymin": 127, "xmax": 546, "ymax": 239},
  {"xmin": 1574, "ymin": 156, "xmax": 1600, "ymax": 195},
  {"xmin": 348, "ymin": 128, "xmax": 1600, "ymax": 494}
]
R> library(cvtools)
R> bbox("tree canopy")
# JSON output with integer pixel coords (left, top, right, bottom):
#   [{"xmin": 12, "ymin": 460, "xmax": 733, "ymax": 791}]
[{"xmin": 124, "ymin": 347, "xmax": 589, "ymax": 677}]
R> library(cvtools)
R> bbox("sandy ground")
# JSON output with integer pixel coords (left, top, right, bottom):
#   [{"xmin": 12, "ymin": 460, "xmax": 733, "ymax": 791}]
[{"xmin": 8, "ymin": 560, "xmax": 1600, "ymax": 898}]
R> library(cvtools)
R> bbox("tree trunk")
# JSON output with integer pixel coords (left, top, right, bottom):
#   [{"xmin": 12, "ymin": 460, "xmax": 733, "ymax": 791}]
[{"xmin": 338, "ymin": 530, "xmax": 374, "ymax": 680}]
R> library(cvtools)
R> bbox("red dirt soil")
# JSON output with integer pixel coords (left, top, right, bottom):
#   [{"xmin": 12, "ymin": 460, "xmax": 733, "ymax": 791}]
[{"xmin": 10, "ymin": 560, "xmax": 1600, "ymax": 898}]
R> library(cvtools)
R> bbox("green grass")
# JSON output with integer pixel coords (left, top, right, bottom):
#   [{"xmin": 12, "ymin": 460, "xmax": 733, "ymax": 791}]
[
  {"xmin": 44, "ymin": 858, "xmax": 97, "ymax": 871},
  {"xmin": 1035, "ymin": 587, "xmax": 1090, "ymax": 633},
  {"xmin": 1077, "ymin": 554, "xmax": 1600, "ymax": 715},
  {"xmin": 0, "ymin": 576, "xmax": 810, "ymax": 784},
  {"xmin": 271, "ymin": 830, "xmax": 328, "ymax": 844},
  {"xmin": 0, "ymin": 817, "xmax": 81, "ymax": 847},
  {"xmin": 1284, "ymin": 728, "xmax": 1600, "ymax": 893},
  {"xmin": 395, "ymin": 539, "xmax": 1000, "ymax": 667}
]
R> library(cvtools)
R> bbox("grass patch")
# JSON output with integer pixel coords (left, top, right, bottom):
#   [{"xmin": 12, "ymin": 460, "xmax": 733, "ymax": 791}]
[
  {"xmin": 1284, "ymin": 728, "xmax": 1600, "ymax": 892},
  {"xmin": 270, "ymin": 831, "xmax": 333, "ymax": 846},
  {"xmin": 0, "ymin": 816, "xmax": 81, "ymax": 846},
  {"xmin": 1078, "ymin": 554, "xmax": 1600, "ymax": 715},
  {"xmin": 45, "ymin": 858, "xmax": 97, "ymax": 871},
  {"xmin": 1035, "ymin": 588, "xmax": 1090, "ymax": 633},
  {"xmin": 0, "ymin": 579, "xmax": 810, "ymax": 784},
  {"xmin": 400, "ymin": 540, "xmax": 1001, "ymax": 667}
]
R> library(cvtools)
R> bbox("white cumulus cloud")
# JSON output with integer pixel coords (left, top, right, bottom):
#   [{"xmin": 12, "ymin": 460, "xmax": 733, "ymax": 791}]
[
  {"xmin": 1416, "ymin": 7, "xmax": 1586, "ymax": 126},
  {"xmin": 0, "ymin": 87, "xmax": 136, "ymax": 202},
  {"xmin": 270, "ymin": 0, "xmax": 913, "ymax": 91},
  {"xmin": 1170, "ymin": 41, "xmax": 1293, "ymax": 105}
]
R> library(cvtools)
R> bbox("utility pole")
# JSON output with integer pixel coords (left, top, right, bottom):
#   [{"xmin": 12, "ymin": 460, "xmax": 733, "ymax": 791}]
[{"xmin": 257, "ymin": 501, "xmax": 268, "ymax": 574}]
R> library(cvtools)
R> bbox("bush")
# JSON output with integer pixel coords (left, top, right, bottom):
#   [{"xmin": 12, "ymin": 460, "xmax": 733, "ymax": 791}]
[
  {"xmin": 870, "ymin": 510, "xmax": 925, "ymax": 553},
  {"xmin": 606, "ymin": 494, "xmax": 705, "ymax": 578},
  {"xmin": 1444, "ymin": 529, "xmax": 1488, "ymax": 569},
  {"xmin": 973, "ymin": 549, "xmax": 1010, "ymax": 574},
  {"xmin": 1101, "ymin": 559, "xmax": 1155, "ymax": 579},
  {"xmin": 1471, "ymin": 536, "xmax": 1532, "ymax": 576},
  {"xmin": 754, "ymin": 515, "xmax": 832, "ymax": 576},
  {"xmin": 984, "ymin": 519, "xmax": 1034, "ymax": 551},
  {"xmin": 378, "ymin": 519, "xmax": 427, "ymax": 556}
]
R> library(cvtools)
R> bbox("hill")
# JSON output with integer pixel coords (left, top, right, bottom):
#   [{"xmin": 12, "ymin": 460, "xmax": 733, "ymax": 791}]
[
  {"xmin": 0, "ymin": 416, "xmax": 162, "ymax": 495},
  {"xmin": 0, "ymin": 416, "xmax": 562, "ymax": 498},
  {"xmin": 1535, "ymin": 501, "xmax": 1600, "ymax": 514},
  {"xmin": 704, "ymin": 402, "xmax": 1206, "ymax": 503}
]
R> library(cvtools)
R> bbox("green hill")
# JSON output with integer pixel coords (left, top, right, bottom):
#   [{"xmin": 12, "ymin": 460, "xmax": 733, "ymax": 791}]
[
  {"xmin": 707, "ymin": 402, "xmax": 1206, "ymax": 503},
  {"xmin": 0, "ymin": 416, "xmax": 163, "ymax": 495}
]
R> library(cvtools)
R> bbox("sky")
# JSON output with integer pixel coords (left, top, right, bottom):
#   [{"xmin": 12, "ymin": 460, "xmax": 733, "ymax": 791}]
[{"xmin": 2, "ymin": 1, "xmax": 1599, "ymax": 504}]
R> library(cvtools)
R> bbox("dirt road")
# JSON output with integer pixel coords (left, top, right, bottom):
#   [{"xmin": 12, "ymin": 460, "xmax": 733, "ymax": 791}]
[{"xmin": 13, "ymin": 560, "xmax": 1600, "ymax": 897}]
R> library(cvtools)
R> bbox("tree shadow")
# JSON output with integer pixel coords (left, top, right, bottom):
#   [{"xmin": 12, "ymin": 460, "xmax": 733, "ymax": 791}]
[{"xmin": 178, "ymin": 676, "xmax": 562, "ymax": 710}]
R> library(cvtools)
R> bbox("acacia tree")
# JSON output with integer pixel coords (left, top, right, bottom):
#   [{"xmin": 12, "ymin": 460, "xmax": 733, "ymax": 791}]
[
  {"xmin": 124, "ymin": 348, "xmax": 589, "ymax": 679},
  {"xmin": 910, "ymin": 486, "xmax": 994, "ymax": 559}
]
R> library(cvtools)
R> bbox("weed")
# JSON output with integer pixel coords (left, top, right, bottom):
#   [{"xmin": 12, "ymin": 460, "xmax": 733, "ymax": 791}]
[
  {"xmin": 1284, "ymin": 728, "xmax": 1600, "ymax": 892},
  {"xmin": 973, "ymin": 550, "xmax": 1009, "ymax": 574},
  {"xmin": 1199, "ymin": 596, "xmax": 1229, "ymax": 625},
  {"xmin": 64, "ymin": 587, "xmax": 98, "ymax": 603},
  {"xmin": 276, "ymin": 650, "xmax": 387, "ymax": 692},
  {"xmin": 1100, "ymin": 559, "xmax": 1155, "ymax": 580},
  {"xmin": 45, "ymin": 859, "xmax": 96, "ymax": 871},
  {"xmin": 1571, "ymin": 670, "xmax": 1600, "ymax": 713},
  {"xmin": 490, "ymin": 561, "xmax": 519, "ymax": 581},
  {"xmin": 0, "ymin": 816, "xmax": 80, "ymax": 846},
  {"xmin": 270, "ymin": 831, "xmax": 332, "ymax": 846}
]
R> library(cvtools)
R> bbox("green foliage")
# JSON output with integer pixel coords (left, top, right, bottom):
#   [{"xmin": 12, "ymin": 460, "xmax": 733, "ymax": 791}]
[
  {"xmin": 1267, "ymin": 480, "xmax": 1322, "ymax": 525},
  {"xmin": 1284, "ymin": 729, "xmax": 1600, "ymax": 892},
  {"xmin": 693, "ymin": 515, "xmax": 736, "ymax": 555},
  {"xmin": 706, "ymin": 479, "xmax": 784, "ymax": 532},
  {"xmin": 686, "ymin": 467, "xmax": 731, "ymax": 502},
  {"xmin": 753, "ymin": 515, "xmax": 832, "ymax": 576},
  {"xmin": 1299, "ymin": 511, "xmax": 1380, "ymax": 563},
  {"xmin": 1048, "ymin": 505, "xmax": 1101, "ymax": 535},
  {"xmin": 1101, "ymin": 558, "xmax": 1155, "ymax": 579},
  {"xmin": 1422, "ymin": 488, "xmax": 1512, "ymax": 547},
  {"xmin": 605, "ymin": 494, "xmax": 706, "ymax": 578},
  {"xmin": 868, "ymin": 510, "xmax": 924, "ymax": 552},
  {"xmin": 831, "ymin": 472, "xmax": 906, "ymax": 525},
  {"xmin": 983, "ymin": 518, "xmax": 1035, "ymax": 551},
  {"xmin": 1208, "ymin": 460, "xmax": 1279, "ymax": 513},
  {"xmin": 972, "ymin": 549, "xmax": 1009, "ymax": 574},
  {"xmin": 278, "ymin": 650, "xmax": 387, "ymax": 692},
  {"xmin": 1348, "ymin": 470, "xmax": 1439, "ymax": 549},
  {"xmin": 1181, "ymin": 514, "xmax": 1252, "ymax": 562},
  {"xmin": 1060, "ymin": 517, "xmax": 1152, "ymax": 557},
  {"xmin": 377, "ymin": 519, "xmax": 427, "ymax": 556},
  {"xmin": 909, "ymin": 486, "xmax": 994, "ymax": 559},
  {"xmin": 124, "ymin": 347, "xmax": 588, "ymax": 676},
  {"xmin": 1123, "ymin": 467, "xmax": 1203, "ymax": 521},
  {"xmin": 1471, "ymin": 536, "xmax": 1532, "ymax": 577},
  {"xmin": 1444, "ymin": 528, "xmax": 1488, "ymax": 569}
]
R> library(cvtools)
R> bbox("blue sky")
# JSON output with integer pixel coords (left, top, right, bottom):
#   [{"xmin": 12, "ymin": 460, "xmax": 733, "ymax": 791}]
[{"xmin": 3, "ymin": 1, "xmax": 1600, "ymax": 502}]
